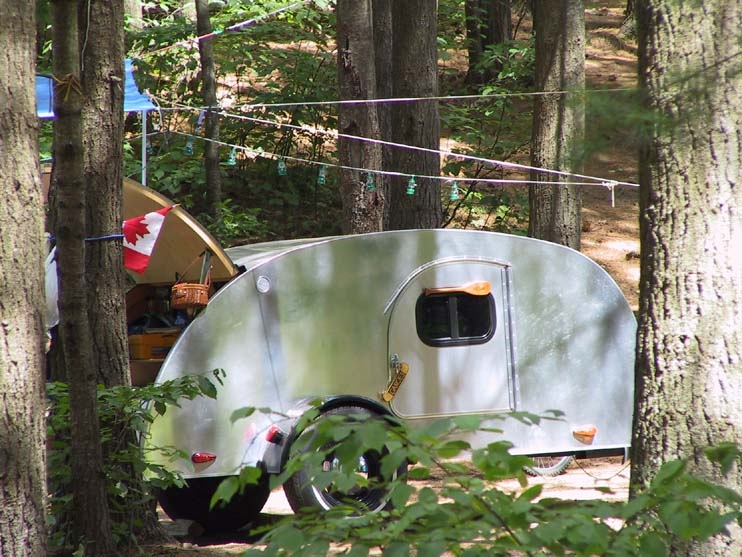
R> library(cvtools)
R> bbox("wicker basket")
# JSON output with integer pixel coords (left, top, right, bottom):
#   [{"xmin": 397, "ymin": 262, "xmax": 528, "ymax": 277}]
[
  {"xmin": 171, "ymin": 251, "xmax": 212, "ymax": 310},
  {"xmin": 170, "ymin": 282, "xmax": 209, "ymax": 310}
]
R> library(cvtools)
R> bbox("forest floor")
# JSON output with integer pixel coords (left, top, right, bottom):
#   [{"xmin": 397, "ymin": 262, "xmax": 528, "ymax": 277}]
[
  {"xmin": 580, "ymin": 2, "xmax": 640, "ymax": 311},
  {"xmin": 143, "ymin": 2, "xmax": 640, "ymax": 554}
]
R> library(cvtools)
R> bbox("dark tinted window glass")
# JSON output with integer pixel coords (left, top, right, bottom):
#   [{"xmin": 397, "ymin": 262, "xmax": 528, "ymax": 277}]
[
  {"xmin": 416, "ymin": 296, "xmax": 452, "ymax": 340},
  {"xmin": 415, "ymin": 292, "xmax": 495, "ymax": 347},
  {"xmin": 455, "ymin": 295, "xmax": 492, "ymax": 337}
]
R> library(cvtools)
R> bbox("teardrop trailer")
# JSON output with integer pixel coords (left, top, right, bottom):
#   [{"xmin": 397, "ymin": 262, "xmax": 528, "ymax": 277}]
[{"xmin": 126, "ymin": 181, "xmax": 635, "ymax": 532}]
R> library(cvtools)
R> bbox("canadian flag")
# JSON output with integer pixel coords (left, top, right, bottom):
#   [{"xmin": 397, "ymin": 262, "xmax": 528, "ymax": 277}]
[{"xmin": 122, "ymin": 206, "xmax": 173, "ymax": 273}]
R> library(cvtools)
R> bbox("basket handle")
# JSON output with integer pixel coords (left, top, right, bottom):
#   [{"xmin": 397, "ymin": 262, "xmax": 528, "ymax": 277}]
[
  {"xmin": 175, "ymin": 250, "xmax": 212, "ymax": 285},
  {"xmin": 199, "ymin": 250, "xmax": 212, "ymax": 284}
]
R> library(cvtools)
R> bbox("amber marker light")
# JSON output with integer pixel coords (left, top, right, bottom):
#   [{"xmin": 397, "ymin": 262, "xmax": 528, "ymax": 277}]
[{"xmin": 572, "ymin": 424, "xmax": 598, "ymax": 445}]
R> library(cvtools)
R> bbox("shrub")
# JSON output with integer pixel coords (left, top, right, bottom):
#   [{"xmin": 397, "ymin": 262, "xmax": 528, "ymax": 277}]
[{"xmin": 224, "ymin": 407, "xmax": 742, "ymax": 556}]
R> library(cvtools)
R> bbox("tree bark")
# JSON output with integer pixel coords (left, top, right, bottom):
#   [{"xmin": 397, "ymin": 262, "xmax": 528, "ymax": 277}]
[
  {"xmin": 631, "ymin": 1, "xmax": 742, "ymax": 555},
  {"xmin": 386, "ymin": 0, "xmax": 441, "ymax": 230},
  {"xmin": 124, "ymin": 0, "xmax": 143, "ymax": 29},
  {"xmin": 337, "ymin": 0, "xmax": 385, "ymax": 233},
  {"xmin": 79, "ymin": 0, "xmax": 130, "ymax": 388},
  {"xmin": 373, "ymin": 0, "xmax": 393, "ymax": 202},
  {"xmin": 528, "ymin": 0, "xmax": 584, "ymax": 250},
  {"xmin": 79, "ymin": 1, "xmax": 170, "ymax": 545},
  {"xmin": 52, "ymin": 1, "xmax": 118, "ymax": 554},
  {"xmin": 195, "ymin": 0, "xmax": 223, "ymax": 221},
  {"xmin": 466, "ymin": 0, "xmax": 512, "ymax": 84},
  {"xmin": 0, "ymin": 2, "xmax": 47, "ymax": 555}
]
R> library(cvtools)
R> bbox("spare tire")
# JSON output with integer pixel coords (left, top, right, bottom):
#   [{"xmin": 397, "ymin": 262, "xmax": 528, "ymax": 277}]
[
  {"xmin": 283, "ymin": 405, "xmax": 406, "ymax": 514},
  {"xmin": 524, "ymin": 455, "xmax": 575, "ymax": 477}
]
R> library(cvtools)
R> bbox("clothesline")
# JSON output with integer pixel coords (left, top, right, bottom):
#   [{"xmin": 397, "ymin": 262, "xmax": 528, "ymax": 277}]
[
  {"xmin": 225, "ymin": 87, "xmax": 637, "ymax": 111},
  {"xmin": 148, "ymin": 86, "xmax": 635, "ymax": 114},
  {"xmin": 150, "ymin": 102, "xmax": 638, "ymax": 188},
  {"xmin": 158, "ymin": 130, "xmax": 630, "ymax": 193},
  {"xmin": 142, "ymin": 1, "xmax": 315, "ymax": 58}
]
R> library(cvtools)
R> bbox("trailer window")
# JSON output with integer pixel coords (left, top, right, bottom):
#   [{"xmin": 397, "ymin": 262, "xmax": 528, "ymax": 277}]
[{"xmin": 415, "ymin": 292, "xmax": 495, "ymax": 347}]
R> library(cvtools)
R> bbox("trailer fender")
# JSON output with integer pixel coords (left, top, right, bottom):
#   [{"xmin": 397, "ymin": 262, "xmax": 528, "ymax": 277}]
[{"xmin": 262, "ymin": 395, "xmax": 396, "ymax": 474}]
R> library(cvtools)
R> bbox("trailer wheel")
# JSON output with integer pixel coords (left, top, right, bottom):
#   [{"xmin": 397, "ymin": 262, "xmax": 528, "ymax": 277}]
[
  {"xmin": 283, "ymin": 405, "xmax": 405, "ymax": 514},
  {"xmin": 523, "ymin": 455, "xmax": 575, "ymax": 477},
  {"xmin": 157, "ymin": 475, "xmax": 270, "ymax": 532}
]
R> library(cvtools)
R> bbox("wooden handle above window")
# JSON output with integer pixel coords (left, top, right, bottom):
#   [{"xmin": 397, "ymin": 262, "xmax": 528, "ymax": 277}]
[{"xmin": 424, "ymin": 280, "xmax": 491, "ymax": 297}]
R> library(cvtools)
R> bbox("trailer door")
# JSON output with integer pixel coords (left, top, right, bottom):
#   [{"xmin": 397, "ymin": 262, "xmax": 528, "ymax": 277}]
[{"xmin": 386, "ymin": 259, "xmax": 516, "ymax": 418}]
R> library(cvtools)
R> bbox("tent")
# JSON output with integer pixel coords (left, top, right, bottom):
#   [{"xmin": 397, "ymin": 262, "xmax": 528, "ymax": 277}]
[{"xmin": 36, "ymin": 59, "xmax": 157, "ymax": 185}]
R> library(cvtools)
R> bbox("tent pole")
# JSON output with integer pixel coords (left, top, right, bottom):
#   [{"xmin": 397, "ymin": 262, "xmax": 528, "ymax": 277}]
[{"xmin": 141, "ymin": 110, "xmax": 147, "ymax": 186}]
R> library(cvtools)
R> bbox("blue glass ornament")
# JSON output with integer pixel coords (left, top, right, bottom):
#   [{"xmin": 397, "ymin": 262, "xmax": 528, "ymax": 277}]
[
  {"xmin": 449, "ymin": 181, "xmax": 459, "ymax": 201},
  {"xmin": 406, "ymin": 176, "xmax": 417, "ymax": 195},
  {"xmin": 317, "ymin": 164, "xmax": 327, "ymax": 185},
  {"xmin": 277, "ymin": 157, "xmax": 288, "ymax": 176},
  {"xmin": 184, "ymin": 138, "xmax": 194, "ymax": 156},
  {"xmin": 226, "ymin": 147, "xmax": 237, "ymax": 166},
  {"xmin": 365, "ymin": 172, "xmax": 376, "ymax": 192}
]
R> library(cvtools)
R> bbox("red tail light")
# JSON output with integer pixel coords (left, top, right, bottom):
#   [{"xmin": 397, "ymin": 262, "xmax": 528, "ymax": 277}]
[
  {"xmin": 191, "ymin": 452, "xmax": 217, "ymax": 464},
  {"xmin": 266, "ymin": 425, "xmax": 285, "ymax": 444}
]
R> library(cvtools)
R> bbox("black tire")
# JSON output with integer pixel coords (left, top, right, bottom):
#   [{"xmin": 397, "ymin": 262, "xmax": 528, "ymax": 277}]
[
  {"xmin": 523, "ymin": 455, "xmax": 575, "ymax": 477},
  {"xmin": 283, "ymin": 405, "xmax": 406, "ymax": 514},
  {"xmin": 157, "ymin": 474, "xmax": 270, "ymax": 532}
]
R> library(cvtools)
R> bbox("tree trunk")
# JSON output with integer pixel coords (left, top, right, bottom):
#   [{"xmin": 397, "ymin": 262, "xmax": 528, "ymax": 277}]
[
  {"xmin": 465, "ymin": 0, "xmax": 486, "ymax": 83},
  {"xmin": 79, "ymin": 0, "xmax": 170, "ymax": 545},
  {"xmin": 337, "ymin": 0, "xmax": 385, "ymax": 233},
  {"xmin": 195, "ymin": 0, "xmax": 223, "ymax": 221},
  {"xmin": 373, "ymin": 0, "xmax": 393, "ymax": 211},
  {"xmin": 620, "ymin": 0, "xmax": 635, "ymax": 36},
  {"xmin": 124, "ymin": 0, "xmax": 143, "ymax": 29},
  {"xmin": 466, "ymin": 0, "xmax": 512, "ymax": 84},
  {"xmin": 387, "ymin": 0, "xmax": 441, "ymax": 230},
  {"xmin": 528, "ymin": 0, "xmax": 584, "ymax": 250},
  {"xmin": 52, "ymin": 1, "xmax": 117, "ymax": 554},
  {"xmin": 630, "ymin": 1, "xmax": 742, "ymax": 555},
  {"xmin": 0, "ymin": 2, "xmax": 47, "ymax": 555},
  {"xmin": 79, "ymin": 0, "xmax": 130, "ymax": 388}
]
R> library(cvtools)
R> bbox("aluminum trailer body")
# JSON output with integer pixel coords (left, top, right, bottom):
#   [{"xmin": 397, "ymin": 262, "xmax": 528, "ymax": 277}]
[{"xmin": 145, "ymin": 229, "xmax": 635, "ymax": 491}]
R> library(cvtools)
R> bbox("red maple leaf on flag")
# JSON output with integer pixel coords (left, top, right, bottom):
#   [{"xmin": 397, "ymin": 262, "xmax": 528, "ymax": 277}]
[
  {"xmin": 123, "ymin": 214, "xmax": 152, "ymax": 245},
  {"xmin": 122, "ymin": 206, "xmax": 174, "ymax": 273}
]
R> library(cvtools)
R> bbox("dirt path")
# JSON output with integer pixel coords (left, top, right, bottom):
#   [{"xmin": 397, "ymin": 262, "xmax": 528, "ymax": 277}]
[{"xmin": 581, "ymin": 2, "xmax": 640, "ymax": 310}]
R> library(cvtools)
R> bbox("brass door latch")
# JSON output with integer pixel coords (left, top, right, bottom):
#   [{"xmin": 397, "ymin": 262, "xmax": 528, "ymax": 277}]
[{"xmin": 381, "ymin": 354, "xmax": 409, "ymax": 402}]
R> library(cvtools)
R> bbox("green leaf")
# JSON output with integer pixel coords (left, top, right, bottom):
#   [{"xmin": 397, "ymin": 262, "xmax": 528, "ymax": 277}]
[
  {"xmin": 231, "ymin": 406, "xmax": 256, "ymax": 423},
  {"xmin": 418, "ymin": 540, "xmax": 446, "ymax": 557},
  {"xmin": 421, "ymin": 418, "xmax": 455, "ymax": 438},
  {"xmin": 382, "ymin": 541, "xmax": 409, "ymax": 557},
  {"xmin": 694, "ymin": 510, "xmax": 739, "ymax": 540},
  {"xmin": 239, "ymin": 466, "xmax": 263, "ymax": 487},
  {"xmin": 153, "ymin": 400, "xmax": 166, "ymax": 416},
  {"xmin": 407, "ymin": 467, "xmax": 431, "ymax": 480},
  {"xmin": 437, "ymin": 439, "xmax": 470, "ymax": 458},
  {"xmin": 639, "ymin": 532, "xmax": 668, "ymax": 557},
  {"xmin": 518, "ymin": 483, "xmax": 543, "ymax": 502},
  {"xmin": 452, "ymin": 414, "xmax": 483, "ymax": 432},
  {"xmin": 196, "ymin": 375, "xmax": 218, "ymax": 399},
  {"xmin": 651, "ymin": 459, "xmax": 686, "ymax": 488},
  {"xmin": 210, "ymin": 476, "xmax": 239, "ymax": 509},
  {"xmin": 391, "ymin": 482, "xmax": 414, "ymax": 509},
  {"xmin": 345, "ymin": 545, "xmax": 370, "ymax": 557},
  {"xmin": 704, "ymin": 442, "xmax": 741, "ymax": 475}
]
